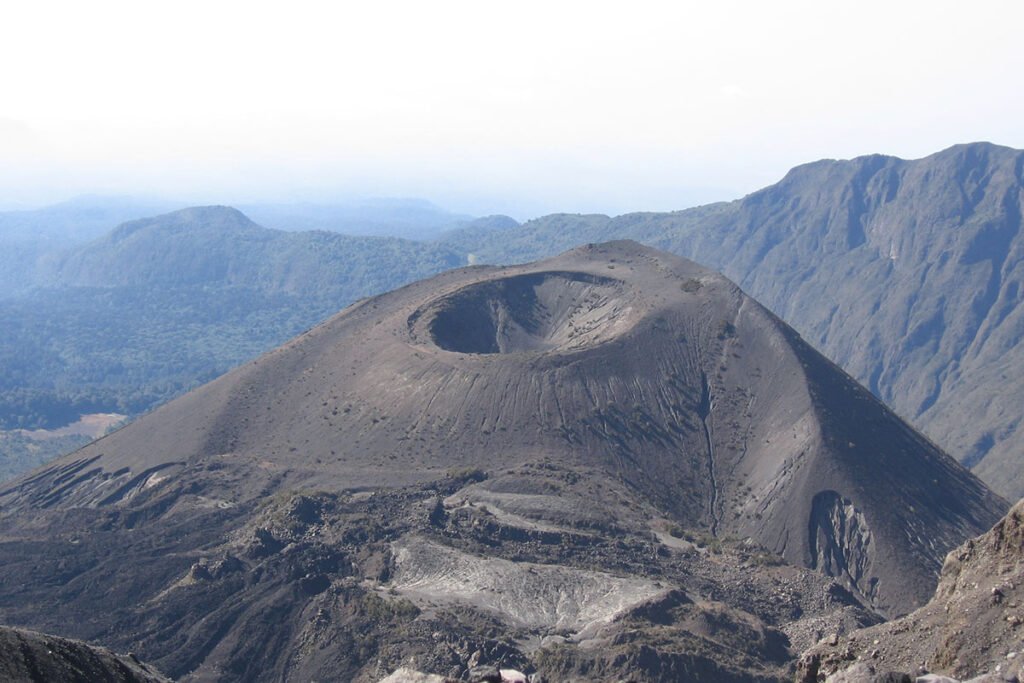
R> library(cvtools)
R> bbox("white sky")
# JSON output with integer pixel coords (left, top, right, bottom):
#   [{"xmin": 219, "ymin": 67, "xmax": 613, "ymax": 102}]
[{"xmin": 1, "ymin": 0, "xmax": 1022, "ymax": 217}]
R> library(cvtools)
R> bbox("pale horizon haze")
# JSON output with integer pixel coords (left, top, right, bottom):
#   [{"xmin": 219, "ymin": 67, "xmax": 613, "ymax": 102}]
[{"xmin": 2, "ymin": 0, "xmax": 1022, "ymax": 218}]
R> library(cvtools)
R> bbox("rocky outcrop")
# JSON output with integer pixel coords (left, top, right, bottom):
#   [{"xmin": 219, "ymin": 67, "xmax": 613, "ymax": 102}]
[
  {"xmin": 0, "ymin": 625, "xmax": 169, "ymax": 682},
  {"xmin": 808, "ymin": 491, "xmax": 877, "ymax": 603},
  {"xmin": 800, "ymin": 499, "xmax": 1024, "ymax": 682}
]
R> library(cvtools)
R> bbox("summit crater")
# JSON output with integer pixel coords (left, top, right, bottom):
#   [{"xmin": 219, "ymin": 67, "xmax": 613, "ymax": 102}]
[{"xmin": 411, "ymin": 270, "xmax": 636, "ymax": 355}]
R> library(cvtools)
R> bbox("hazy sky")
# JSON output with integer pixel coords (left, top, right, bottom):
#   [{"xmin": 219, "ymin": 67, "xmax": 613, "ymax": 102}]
[{"xmin": 2, "ymin": 0, "xmax": 1022, "ymax": 217}]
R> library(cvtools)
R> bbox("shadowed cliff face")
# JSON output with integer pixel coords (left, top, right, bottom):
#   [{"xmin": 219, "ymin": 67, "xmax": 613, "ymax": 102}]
[
  {"xmin": 801, "ymin": 498, "xmax": 1024, "ymax": 682},
  {"xmin": 808, "ymin": 492, "xmax": 876, "ymax": 604},
  {"xmin": 0, "ymin": 242, "xmax": 1005, "ymax": 681}
]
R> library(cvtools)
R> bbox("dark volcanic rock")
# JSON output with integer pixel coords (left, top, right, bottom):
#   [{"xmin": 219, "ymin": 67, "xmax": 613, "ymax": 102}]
[
  {"xmin": 467, "ymin": 665, "xmax": 501, "ymax": 682},
  {"xmin": 0, "ymin": 242, "xmax": 1006, "ymax": 681},
  {"xmin": 0, "ymin": 625, "xmax": 169, "ymax": 682},
  {"xmin": 801, "ymin": 498, "xmax": 1024, "ymax": 682}
]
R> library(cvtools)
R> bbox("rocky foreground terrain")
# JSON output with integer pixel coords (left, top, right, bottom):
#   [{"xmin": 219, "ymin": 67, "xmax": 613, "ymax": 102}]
[
  {"xmin": 0, "ymin": 625, "xmax": 169, "ymax": 682},
  {"xmin": 0, "ymin": 242, "xmax": 1006, "ymax": 681},
  {"xmin": 800, "ymin": 498, "xmax": 1024, "ymax": 682}
]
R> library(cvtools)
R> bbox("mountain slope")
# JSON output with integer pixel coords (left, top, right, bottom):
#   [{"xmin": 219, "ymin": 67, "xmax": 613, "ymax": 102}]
[
  {"xmin": 682, "ymin": 143, "xmax": 1024, "ymax": 500},
  {"xmin": 0, "ymin": 242, "xmax": 1004, "ymax": 681},
  {"xmin": 440, "ymin": 143, "xmax": 1024, "ymax": 498},
  {"xmin": 40, "ymin": 206, "xmax": 466, "ymax": 296}
]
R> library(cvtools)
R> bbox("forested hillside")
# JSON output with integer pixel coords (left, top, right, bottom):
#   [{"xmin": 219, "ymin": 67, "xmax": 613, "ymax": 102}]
[{"xmin": 0, "ymin": 207, "xmax": 464, "ymax": 463}]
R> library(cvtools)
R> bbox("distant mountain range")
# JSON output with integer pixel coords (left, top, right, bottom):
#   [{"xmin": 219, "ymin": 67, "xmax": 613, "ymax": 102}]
[
  {"xmin": 0, "ymin": 195, "xmax": 479, "ymax": 247},
  {"xmin": 38, "ymin": 206, "xmax": 465, "ymax": 295},
  {"xmin": 0, "ymin": 195, "xmax": 185, "ymax": 246},
  {"xmin": 0, "ymin": 195, "xmax": 493, "ymax": 298},
  {"xmin": 237, "ymin": 198, "xmax": 477, "ymax": 240},
  {"xmin": 0, "ymin": 196, "xmax": 185, "ymax": 299},
  {"xmin": 0, "ymin": 208, "xmax": 464, "ymax": 447}
]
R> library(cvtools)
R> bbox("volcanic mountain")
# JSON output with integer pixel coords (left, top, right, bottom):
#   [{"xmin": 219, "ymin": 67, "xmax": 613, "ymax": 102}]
[
  {"xmin": 0, "ymin": 242, "xmax": 1005, "ymax": 681},
  {"xmin": 441, "ymin": 143, "xmax": 1024, "ymax": 499}
]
